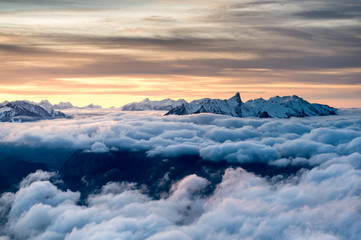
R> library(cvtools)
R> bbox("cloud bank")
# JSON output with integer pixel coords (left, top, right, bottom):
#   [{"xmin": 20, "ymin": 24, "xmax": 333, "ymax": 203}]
[
  {"xmin": 0, "ymin": 109, "xmax": 360, "ymax": 166},
  {"xmin": 0, "ymin": 153, "xmax": 360, "ymax": 239},
  {"xmin": 0, "ymin": 109, "xmax": 360, "ymax": 239}
]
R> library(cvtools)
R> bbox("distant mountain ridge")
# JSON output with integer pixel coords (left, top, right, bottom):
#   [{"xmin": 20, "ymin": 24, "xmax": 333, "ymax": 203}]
[
  {"xmin": 0, "ymin": 99, "xmax": 103, "ymax": 121},
  {"xmin": 0, "ymin": 100, "xmax": 67, "ymax": 122},
  {"xmin": 53, "ymin": 101, "xmax": 77, "ymax": 110},
  {"xmin": 38, "ymin": 100, "xmax": 102, "ymax": 110},
  {"xmin": 122, "ymin": 98, "xmax": 187, "ymax": 111},
  {"xmin": 165, "ymin": 93, "xmax": 337, "ymax": 118},
  {"xmin": 0, "ymin": 94, "xmax": 337, "ymax": 120}
]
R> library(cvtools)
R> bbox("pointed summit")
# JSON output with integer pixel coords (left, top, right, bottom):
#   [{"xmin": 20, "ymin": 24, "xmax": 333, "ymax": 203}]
[
  {"xmin": 165, "ymin": 93, "xmax": 336, "ymax": 118},
  {"xmin": 166, "ymin": 93, "xmax": 243, "ymax": 117},
  {"xmin": 82, "ymin": 103, "xmax": 102, "ymax": 109},
  {"xmin": 0, "ymin": 100, "xmax": 67, "ymax": 121},
  {"xmin": 39, "ymin": 100, "xmax": 51, "ymax": 105},
  {"xmin": 227, "ymin": 92, "xmax": 242, "ymax": 104},
  {"xmin": 38, "ymin": 100, "xmax": 54, "ymax": 114},
  {"xmin": 229, "ymin": 92, "xmax": 240, "ymax": 100},
  {"xmin": 122, "ymin": 98, "xmax": 187, "ymax": 111}
]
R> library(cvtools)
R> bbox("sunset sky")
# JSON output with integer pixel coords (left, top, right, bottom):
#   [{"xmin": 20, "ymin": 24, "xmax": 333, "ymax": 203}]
[{"xmin": 0, "ymin": 0, "xmax": 360, "ymax": 108}]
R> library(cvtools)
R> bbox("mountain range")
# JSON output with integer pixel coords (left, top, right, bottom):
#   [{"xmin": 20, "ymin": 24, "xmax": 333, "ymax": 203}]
[
  {"xmin": 165, "ymin": 93, "xmax": 337, "ymax": 118},
  {"xmin": 0, "ymin": 101, "xmax": 67, "ymax": 122},
  {"xmin": 0, "ymin": 94, "xmax": 337, "ymax": 121},
  {"xmin": 122, "ymin": 98, "xmax": 187, "ymax": 111},
  {"xmin": 38, "ymin": 100, "xmax": 102, "ymax": 110},
  {"xmin": 0, "ymin": 99, "xmax": 105, "ymax": 122}
]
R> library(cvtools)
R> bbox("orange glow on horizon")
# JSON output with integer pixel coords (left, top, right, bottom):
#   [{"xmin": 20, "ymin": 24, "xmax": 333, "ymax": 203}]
[
  {"xmin": 0, "ymin": 75, "xmax": 360, "ymax": 108},
  {"xmin": 1, "ymin": 1, "xmax": 360, "ymax": 109}
]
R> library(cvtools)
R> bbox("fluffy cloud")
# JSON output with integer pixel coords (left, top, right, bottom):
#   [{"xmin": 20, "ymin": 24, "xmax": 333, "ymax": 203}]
[
  {"xmin": 0, "ymin": 109, "xmax": 360, "ymax": 239},
  {"xmin": 1, "ymin": 153, "xmax": 360, "ymax": 239},
  {"xmin": 87, "ymin": 142, "xmax": 110, "ymax": 153},
  {"xmin": 0, "ymin": 109, "xmax": 360, "ymax": 166}
]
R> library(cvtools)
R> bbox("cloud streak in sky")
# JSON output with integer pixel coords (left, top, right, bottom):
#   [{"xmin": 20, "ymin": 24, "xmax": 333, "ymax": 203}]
[{"xmin": 0, "ymin": 0, "xmax": 360, "ymax": 106}]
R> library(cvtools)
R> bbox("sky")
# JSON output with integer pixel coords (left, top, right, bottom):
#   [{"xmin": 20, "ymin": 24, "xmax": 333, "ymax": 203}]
[{"xmin": 0, "ymin": 0, "xmax": 360, "ymax": 107}]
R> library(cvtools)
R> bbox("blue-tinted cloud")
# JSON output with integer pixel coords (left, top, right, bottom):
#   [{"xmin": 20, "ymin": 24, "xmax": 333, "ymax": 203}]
[
  {"xmin": 1, "ymin": 154, "xmax": 360, "ymax": 239},
  {"xmin": 0, "ymin": 109, "xmax": 361, "ymax": 239},
  {"xmin": 0, "ymin": 109, "xmax": 360, "ymax": 164}
]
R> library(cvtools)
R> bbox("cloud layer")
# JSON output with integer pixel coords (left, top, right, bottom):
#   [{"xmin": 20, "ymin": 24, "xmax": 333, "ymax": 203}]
[
  {"xmin": 0, "ymin": 109, "xmax": 360, "ymax": 239},
  {"xmin": 0, "ymin": 109, "xmax": 360, "ymax": 166},
  {"xmin": 0, "ymin": 155, "xmax": 360, "ymax": 239}
]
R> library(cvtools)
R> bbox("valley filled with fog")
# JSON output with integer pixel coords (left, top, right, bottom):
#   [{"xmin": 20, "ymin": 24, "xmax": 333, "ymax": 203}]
[{"xmin": 0, "ymin": 109, "xmax": 360, "ymax": 240}]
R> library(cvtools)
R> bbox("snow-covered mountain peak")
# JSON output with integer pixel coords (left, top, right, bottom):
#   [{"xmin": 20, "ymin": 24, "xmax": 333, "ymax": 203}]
[
  {"xmin": 227, "ymin": 92, "xmax": 243, "ymax": 107},
  {"xmin": 82, "ymin": 103, "xmax": 102, "ymax": 109},
  {"xmin": 0, "ymin": 100, "xmax": 10, "ymax": 107},
  {"xmin": 122, "ymin": 98, "xmax": 187, "ymax": 111},
  {"xmin": 0, "ymin": 100, "xmax": 67, "ymax": 122},
  {"xmin": 39, "ymin": 100, "xmax": 54, "ymax": 114},
  {"xmin": 166, "ymin": 94, "xmax": 243, "ymax": 117},
  {"xmin": 39, "ymin": 100, "xmax": 51, "ymax": 105},
  {"xmin": 228, "ymin": 92, "xmax": 241, "ymax": 101},
  {"xmin": 53, "ymin": 102, "xmax": 77, "ymax": 110},
  {"xmin": 165, "ymin": 93, "xmax": 337, "ymax": 118}
]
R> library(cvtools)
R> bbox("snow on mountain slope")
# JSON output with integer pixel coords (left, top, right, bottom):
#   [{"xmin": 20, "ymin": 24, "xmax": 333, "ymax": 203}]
[
  {"xmin": 122, "ymin": 98, "xmax": 187, "ymax": 111},
  {"xmin": 38, "ymin": 100, "xmax": 68, "ymax": 117},
  {"xmin": 166, "ymin": 93, "xmax": 243, "ymax": 117},
  {"xmin": 38, "ymin": 100, "xmax": 54, "ymax": 114},
  {"xmin": 165, "ymin": 93, "xmax": 337, "ymax": 118},
  {"xmin": 0, "ymin": 100, "xmax": 9, "ymax": 107},
  {"xmin": 242, "ymin": 95, "xmax": 337, "ymax": 118},
  {"xmin": 53, "ymin": 102, "xmax": 78, "ymax": 109},
  {"xmin": 0, "ymin": 101, "xmax": 67, "ymax": 122},
  {"xmin": 39, "ymin": 100, "xmax": 96, "ymax": 110},
  {"xmin": 82, "ymin": 103, "xmax": 102, "ymax": 109}
]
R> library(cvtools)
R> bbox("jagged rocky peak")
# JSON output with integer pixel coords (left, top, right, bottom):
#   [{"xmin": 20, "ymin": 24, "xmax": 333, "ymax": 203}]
[
  {"xmin": 82, "ymin": 103, "xmax": 102, "ymax": 109},
  {"xmin": 0, "ymin": 100, "xmax": 67, "ymax": 122},
  {"xmin": 53, "ymin": 102, "xmax": 77, "ymax": 109},
  {"xmin": 165, "ymin": 93, "xmax": 337, "ymax": 118},
  {"xmin": 226, "ymin": 92, "xmax": 243, "ymax": 109},
  {"xmin": 228, "ymin": 92, "xmax": 242, "ymax": 103},
  {"xmin": 0, "ymin": 100, "xmax": 9, "ymax": 107},
  {"xmin": 122, "ymin": 98, "xmax": 187, "ymax": 111},
  {"xmin": 243, "ymin": 95, "xmax": 337, "ymax": 118},
  {"xmin": 38, "ymin": 100, "xmax": 79, "ymax": 110},
  {"xmin": 38, "ymin": 100, "xmax": 54, "ymax": 114},
  {"xmin": 165, "ymin": 93, "xmax": 243, "ymax": 117}
]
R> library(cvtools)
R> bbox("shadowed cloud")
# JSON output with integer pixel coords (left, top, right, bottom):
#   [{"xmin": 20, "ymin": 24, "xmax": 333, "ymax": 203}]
[{"xmin": 0, "ymin": 109, "xmax": 360, "ymax": 239}]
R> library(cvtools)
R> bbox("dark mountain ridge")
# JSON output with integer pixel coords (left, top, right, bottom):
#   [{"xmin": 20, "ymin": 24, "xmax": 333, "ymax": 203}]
[
  {"xmin": 0, "ymin": 100, "xmax": 67, "ymax": 122},
  {"xmin": 165, "ymin": 93, "xmax": 337, "ymax": 118}
]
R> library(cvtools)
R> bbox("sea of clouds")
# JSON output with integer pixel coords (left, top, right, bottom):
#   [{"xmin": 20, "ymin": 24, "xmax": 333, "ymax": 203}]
[{"xmin": 0, "ymin": 109, "xmax": 360, "ymax": 239}]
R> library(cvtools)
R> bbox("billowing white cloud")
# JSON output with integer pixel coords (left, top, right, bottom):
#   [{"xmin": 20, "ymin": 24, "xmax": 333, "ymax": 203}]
[
  {"xmin": 0, "ymin": 109, "xmax": 360, "ymax": 239},
  {"xmin": 1, "ymin": 152, "xmax": 360, "ymax": 239},
  {"xmin": 201, "ymin": 140, "xmax": 280, "ymax": 162},
  {"xmin": 87, "ymin": 142, "xmax": 110, "ymax": 153},
  {"xmin": 0, "ymin": 109, "xmax": 360, "ymax": 165}
]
